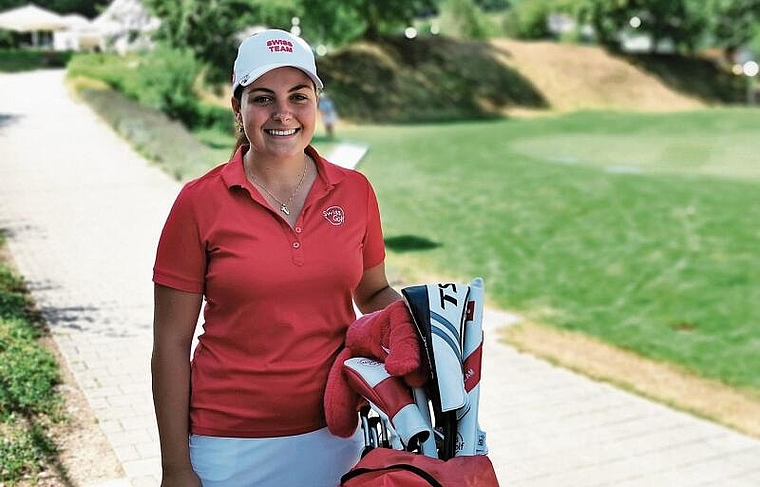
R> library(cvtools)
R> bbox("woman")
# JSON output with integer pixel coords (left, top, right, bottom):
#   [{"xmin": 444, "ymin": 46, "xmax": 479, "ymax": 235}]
[
  {"xmin": 151, "ymin": 29, "xmax": 404, "ymax": 486},
  {"xmin": 318, "ymin": 91, "xmax": 339, "ymax": 139}
]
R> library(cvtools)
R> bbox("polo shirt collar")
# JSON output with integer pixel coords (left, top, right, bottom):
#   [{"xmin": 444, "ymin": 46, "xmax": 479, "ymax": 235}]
[
  {"xmin": 220, "ymin": 145, "xmax": 248, "ymax": 189},
  {"xmin": 220, "ymin": 145, "xmax": 347, "ymax": 191}
]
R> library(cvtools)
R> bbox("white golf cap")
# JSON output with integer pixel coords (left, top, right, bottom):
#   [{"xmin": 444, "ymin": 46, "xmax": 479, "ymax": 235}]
[{"xmin": 232, "ymin": 29, "xmax": 324, "ymax": 96}]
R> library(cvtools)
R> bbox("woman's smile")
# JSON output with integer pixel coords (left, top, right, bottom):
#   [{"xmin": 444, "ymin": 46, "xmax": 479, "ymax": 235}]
[{"xmin": 266, "ymin": 128, "xmax": 299, "ymax": 137}]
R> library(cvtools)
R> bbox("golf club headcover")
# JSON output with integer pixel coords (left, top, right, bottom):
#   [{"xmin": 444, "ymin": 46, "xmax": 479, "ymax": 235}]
[
  {"xmin": 402, "ymin": 283, "xmax": 470, "ymax": 413},
  {"xmin": 324, "ymin": 300, "xmax": 428, "ymax": 438},
  {"xmin": 346, "ymin": 300, "xmax": 428, "ymax": 387},
  {"xmin": 343, "ymin": 358, "xmax": 431, "ymax": 451},
  {"xmin": 324, "ymin": 346, "xmax": 365, "ymax": 438}
]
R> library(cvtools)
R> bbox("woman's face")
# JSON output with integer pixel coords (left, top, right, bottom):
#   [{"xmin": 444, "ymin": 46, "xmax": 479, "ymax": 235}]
[{"xmin": 234, "ymin": 67, "xmax": 318, "ymax": 162}]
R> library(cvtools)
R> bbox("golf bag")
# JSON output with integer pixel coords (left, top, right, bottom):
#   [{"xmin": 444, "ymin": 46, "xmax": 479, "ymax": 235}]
[
  {"xmin": 340, "ymin": 278, "xmax": 499, "ymax": 486},
  {"xmin": 341, "ymin": 447, "xmax": 499, "ymax": 487}
]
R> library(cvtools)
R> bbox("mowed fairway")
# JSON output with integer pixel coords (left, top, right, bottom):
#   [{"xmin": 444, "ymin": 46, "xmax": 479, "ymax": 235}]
[{"xmin": 344, "ymin": 108, "xmax": 760, "ymax": 392}]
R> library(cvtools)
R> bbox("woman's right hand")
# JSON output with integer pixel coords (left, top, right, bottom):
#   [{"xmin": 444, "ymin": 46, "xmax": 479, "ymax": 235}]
[{"xmin": 160, "ymin": 466, "xmax": 202, "ymax": 487}]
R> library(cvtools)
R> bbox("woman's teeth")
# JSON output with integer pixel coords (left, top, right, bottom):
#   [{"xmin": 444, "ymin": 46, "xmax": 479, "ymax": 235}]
[{"xmin": 267, "ymin": 129, "xmax": 297, "ymax": 136}]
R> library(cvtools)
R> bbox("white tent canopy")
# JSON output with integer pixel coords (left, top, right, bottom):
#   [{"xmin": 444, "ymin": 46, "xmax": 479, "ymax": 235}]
[
  {"xmin": 0, "ymin": 3, "xmax": 69, "ymax": 31},
  {"xmin": 61, "ymin": 13, "xmax": 91, "ymax": 30},
  {"xmin": 0, "ymin": 3, "xmax": 69, "ymax": 46}
]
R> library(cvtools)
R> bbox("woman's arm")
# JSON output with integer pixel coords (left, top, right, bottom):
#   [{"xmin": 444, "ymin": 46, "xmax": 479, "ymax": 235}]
[
  {"xmin": 353, "ymin": 262, "xmax": 402, "ymax": 314},
  {"xmin": 151, "ymin": 284, "xmax": 203, "ymax": 486}
]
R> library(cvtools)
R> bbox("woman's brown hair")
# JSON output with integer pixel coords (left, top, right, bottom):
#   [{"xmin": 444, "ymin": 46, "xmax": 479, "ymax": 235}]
[{"xmin": 231, "ymin": 88, "xmax": 247, "ymax": 157}]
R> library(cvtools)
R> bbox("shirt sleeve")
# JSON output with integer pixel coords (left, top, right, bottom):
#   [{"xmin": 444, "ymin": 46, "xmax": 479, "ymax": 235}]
[
  {"xmin": 152, "ymin": 184, "xmax": 206, "ymax": 294},
  {"xmin": 362, "ymin": 180, "xmax": 386, "ymax": 270}
]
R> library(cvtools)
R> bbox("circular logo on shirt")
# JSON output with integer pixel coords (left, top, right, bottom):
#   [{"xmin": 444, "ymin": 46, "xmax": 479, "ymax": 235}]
[{"xmin": 323, "ymin": 205, "xmax": 345, "ymax": 226}]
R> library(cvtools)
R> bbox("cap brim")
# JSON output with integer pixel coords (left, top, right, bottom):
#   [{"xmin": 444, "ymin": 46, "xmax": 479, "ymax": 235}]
[{"xmin": 235, "ymin": 63, "xmax": 324, "ymax": 93}]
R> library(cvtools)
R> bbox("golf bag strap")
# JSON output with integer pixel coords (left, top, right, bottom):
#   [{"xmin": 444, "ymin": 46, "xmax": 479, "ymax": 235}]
[
  {"xmin": 341, "ymin": 463, "xmax": 442, "ymax": 487},
  {"xmin": 341, "ymin": 447, "xmax": 500, "ymax": 486}
]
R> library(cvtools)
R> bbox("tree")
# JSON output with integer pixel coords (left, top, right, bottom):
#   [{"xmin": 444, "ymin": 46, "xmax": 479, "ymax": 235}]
[
  {"xmin": 575, "ymin": 0, "xmax": 707, "ymax": 54},
  {"xmin": 143, "ymin": 0, "xmax": 298, "ymax": 82},
  {"xmin": 706, "ymin": 0, "xmax": 760, "ymax": 56},
  {"xmin": 143, "ymin": 0, "xmax": 440, "ymax": 81},
  {"xmin": 297, "ymin": 0, "xmax": 439, "ymax": 45},
  {"xmin": 473, "ymin": 0, "xmax": 510, "ymax": 11},
  {"xmin": 446, "ymin": 0, "xmax": 489, "ymax": 39}
]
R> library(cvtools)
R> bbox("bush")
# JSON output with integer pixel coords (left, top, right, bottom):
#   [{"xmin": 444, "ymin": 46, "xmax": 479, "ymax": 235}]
[
  {"xmin": 0, "ymin": 318, "xmax": 60, "ymax": 420},
  {"xmin": 67, "ymin": 52, "xmax": 141, "ymax": 91},
  {"xmin": 442, "ymin": 0, "xmax": 490, "ymax": 39},
  {"xmin": 502, "ymin": 0, "xmax": 555, "ymax": 39},
  {"xmin": 196, "ymin": 101, "xmax": 235, "ymax": 134},
  {"xmin": 0, "ymin": 49, "xmax": 74, "ymax": 72},
  {"xmin": 68, "ymin": 46, "xmax": 203, "ymax": 128},
  {"xmin": 0, "ymin": 265, "xmax": 29, "ymax": 322},
  {"xmin": 128, "ymin": 45, "xmax": 203, "ymax": 127},
  {"xmin": 0, "ymin": 256, "xmax": 61, "ymax": 483}
]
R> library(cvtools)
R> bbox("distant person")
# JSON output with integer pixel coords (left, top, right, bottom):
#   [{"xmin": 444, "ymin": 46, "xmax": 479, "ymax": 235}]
[
  {"xmin": 318, "ymin": 91, "xmax": 338, "ymax": 138},
  {"xmin": 151, "ymin": 29, "xmax": 412, "ymax": 486}
]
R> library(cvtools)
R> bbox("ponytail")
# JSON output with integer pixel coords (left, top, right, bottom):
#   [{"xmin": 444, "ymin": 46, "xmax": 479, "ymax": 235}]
[
  {"xmin": 231, "ymin": 89, "xmax": 248, "ymax": 157},
  {"xmin": 231, "ymin": 131, "xmax": 247, "ymax": 158}
]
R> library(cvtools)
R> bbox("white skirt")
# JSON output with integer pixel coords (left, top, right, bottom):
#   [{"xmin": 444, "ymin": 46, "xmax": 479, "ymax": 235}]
[{"xmin": 189, "ymin": 427, "xmax": 364, "ymax": 487}]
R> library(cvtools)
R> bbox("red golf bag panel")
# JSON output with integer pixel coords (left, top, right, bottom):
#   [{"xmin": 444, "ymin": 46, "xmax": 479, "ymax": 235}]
[{"xmin": 340, "ymin": 447, "xmax": 500, "ymax": 487}]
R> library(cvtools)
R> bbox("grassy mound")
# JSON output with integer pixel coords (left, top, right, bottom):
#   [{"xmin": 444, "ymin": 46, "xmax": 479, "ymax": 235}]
[
  {"xmin": 319, "ymin": 35, "xmax": 547, "ymax": 123},
  {"xmin": 317, "ymin": 36, "xmax": 744, "ymax": 122},
  {"xmin": 623, "ymin": 53, "xmax": 744, "ymax": 105}
]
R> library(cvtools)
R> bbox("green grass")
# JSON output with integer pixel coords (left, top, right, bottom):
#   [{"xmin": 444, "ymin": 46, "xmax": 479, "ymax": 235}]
[
  {"xmin": 176, "ymin": 108, "xmax": 760, "ymax": 393},
  {"xmin": 70, "ymin": 74, "xmax": 760, "ymax": 393},
  {"xmin": 339, "ymin": 109, "xmax": 760, "ymax": 391},
  {"xmin": 0, "ymin": 235, "xmax": 63, "ymax": 484}
]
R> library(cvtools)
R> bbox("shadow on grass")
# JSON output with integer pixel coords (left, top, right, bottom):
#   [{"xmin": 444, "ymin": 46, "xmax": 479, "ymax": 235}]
[
  {"xmin": 621, "ymin": 53, "xmax": 744, "ymax": 104},
  {"xmin": 385, "ymin": 234, "xmax": 441, "ymax": 252},
  {"xmin": 0, "ymin": 113, "xmax": 21, "ymax": 130}
]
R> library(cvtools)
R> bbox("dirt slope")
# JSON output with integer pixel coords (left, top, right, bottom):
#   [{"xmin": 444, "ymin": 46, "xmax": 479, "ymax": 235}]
[{"xmin": 490, "ymin": 39, "xmax": 706, "ymax": 112}]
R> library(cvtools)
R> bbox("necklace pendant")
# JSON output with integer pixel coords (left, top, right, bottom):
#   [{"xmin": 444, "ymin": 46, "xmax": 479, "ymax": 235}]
[{"xmin": 280, "ymin": 204, "xmax": 290, "ymax": 215}]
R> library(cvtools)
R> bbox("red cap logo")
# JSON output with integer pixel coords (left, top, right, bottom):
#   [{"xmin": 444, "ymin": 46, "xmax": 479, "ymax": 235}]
[{"xmin": 266, "ymin": 39, "xmax": 294, "ymax": 53}]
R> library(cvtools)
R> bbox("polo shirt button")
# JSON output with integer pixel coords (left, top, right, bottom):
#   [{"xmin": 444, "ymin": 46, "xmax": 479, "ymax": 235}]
[
  {"xmin": 295, "ymin": 226, "xmax": 302, "ymax": 233},
  {"xmin": 292, "ymin": 242, "xmax": 300, "ymax": 249}
]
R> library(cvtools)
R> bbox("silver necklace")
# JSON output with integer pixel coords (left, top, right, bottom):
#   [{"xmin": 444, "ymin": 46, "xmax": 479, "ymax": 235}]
[{"xmin": 247, "ymin": 159, "xmax": 308, "ymax": 216}]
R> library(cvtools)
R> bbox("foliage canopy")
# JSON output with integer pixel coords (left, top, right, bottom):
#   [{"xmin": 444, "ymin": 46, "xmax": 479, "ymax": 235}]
[{"xmin": 573, "ymin": 0, "xmax": 760, "ymax": 54}]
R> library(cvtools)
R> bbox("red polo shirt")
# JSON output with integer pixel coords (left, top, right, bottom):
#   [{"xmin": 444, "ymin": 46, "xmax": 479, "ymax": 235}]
[{"xmin": 153, "ymin": 145, "xmax": 386, "ymax": 437}]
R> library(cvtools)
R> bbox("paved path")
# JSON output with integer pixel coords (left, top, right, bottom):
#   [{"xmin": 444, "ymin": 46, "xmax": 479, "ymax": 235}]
[{"xmin": 1, "ymin": 70, "xmax": 759, "ymax": 487}]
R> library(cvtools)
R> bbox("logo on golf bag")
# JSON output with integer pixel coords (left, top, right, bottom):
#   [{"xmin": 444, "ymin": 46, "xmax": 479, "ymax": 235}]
[
  {"xmin": 455, "ymin": 432, "xmax": 465, "ymax": 453},
  {"xmin": 437, "ymin": 283, "xmax": 459, "ymax": 309}
]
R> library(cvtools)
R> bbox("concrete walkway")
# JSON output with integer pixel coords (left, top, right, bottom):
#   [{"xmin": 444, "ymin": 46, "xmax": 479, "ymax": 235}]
[{"xmin": 1, "ymin": 70, "xmax": 759, "ymax": 487}]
